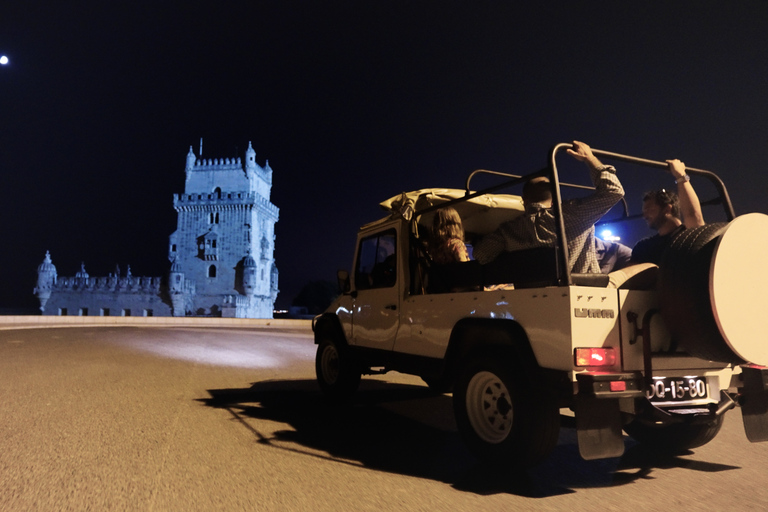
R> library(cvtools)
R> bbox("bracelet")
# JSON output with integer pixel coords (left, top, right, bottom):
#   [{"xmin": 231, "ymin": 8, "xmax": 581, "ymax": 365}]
[{"xmin": 675, "ymin": 174, "xmax": 691, "ymax": 184}]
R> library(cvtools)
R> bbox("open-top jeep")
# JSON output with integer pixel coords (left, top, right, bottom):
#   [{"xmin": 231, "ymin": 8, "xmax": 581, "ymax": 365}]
[{"xmin": 312, "ymin": 143, "xmax": 768, "ymax": 467}]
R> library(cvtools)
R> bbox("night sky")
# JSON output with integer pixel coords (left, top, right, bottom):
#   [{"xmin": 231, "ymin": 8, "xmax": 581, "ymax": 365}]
[{"xmin": 2, "ymin": 1, "xmax": 767, "ymax": 311}]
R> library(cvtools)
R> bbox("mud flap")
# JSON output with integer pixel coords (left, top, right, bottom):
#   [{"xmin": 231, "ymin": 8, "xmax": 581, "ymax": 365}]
[
  {"xmin": 575, "ymin": 394, "xmax": 625, "ymax": 460},
  {"xmin": 739, "ymin": 366, "xmax": 768, "ymax": 442}
]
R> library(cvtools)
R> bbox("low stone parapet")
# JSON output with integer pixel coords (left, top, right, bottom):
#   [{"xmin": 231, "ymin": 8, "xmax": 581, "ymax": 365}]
[{"xmin": 0, "ymin": 315, "xmax": 312, "ymax": 331}]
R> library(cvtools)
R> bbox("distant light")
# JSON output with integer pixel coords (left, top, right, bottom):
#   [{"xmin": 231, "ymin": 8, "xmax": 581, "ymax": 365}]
[
  {"xmin": 0, "ymin": 56, "xmax": 8, "ymax": 65},
  {"xmin": 600, "ymin": 229, "xmax": 621, "ymax": 242}
]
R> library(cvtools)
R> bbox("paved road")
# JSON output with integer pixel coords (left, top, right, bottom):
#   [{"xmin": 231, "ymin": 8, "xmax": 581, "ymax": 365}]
[{"xmin": 1, "ymin": 325, "xmax": 767, "ymax": 511}]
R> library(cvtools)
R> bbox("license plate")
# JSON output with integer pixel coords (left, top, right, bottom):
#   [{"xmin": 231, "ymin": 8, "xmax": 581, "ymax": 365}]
[{"xmin": 645, "ymin": 377, "xmax": 708, "ymax": 402}]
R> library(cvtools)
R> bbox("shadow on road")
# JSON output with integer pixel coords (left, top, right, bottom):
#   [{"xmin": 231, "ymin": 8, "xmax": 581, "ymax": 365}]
[{"xmin": 199, "ymin": 378, "xmax": 740, "ymax": 497}]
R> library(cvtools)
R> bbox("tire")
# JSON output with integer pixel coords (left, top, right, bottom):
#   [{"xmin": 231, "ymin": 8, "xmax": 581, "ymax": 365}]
[
  {"xmin": 623, "ymin": 414, "xmax": 724, "ymax": 453},
  {"xmin": 452, "ymin": 355, "xmax": 559, "ymax": 468},
  {"xmin": 315, "ymin": 336, "xmax": 361, "ymax": 401},
  {"xmin": 658, "ymin": 223, "xmax": 739, "ymax": 363}
]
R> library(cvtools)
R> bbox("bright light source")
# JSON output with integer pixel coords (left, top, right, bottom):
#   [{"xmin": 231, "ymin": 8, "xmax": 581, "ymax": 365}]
[
  {"xmin": 600, "ymin": 229, "xmax": 621, "ymax": 242},
  {"xmin": 574, "ymin": 347, "xmax": 617, "ymax": 367},
  {"xmin": 0, "ymin": 56, "xmax": 9, "ymax": 65}
]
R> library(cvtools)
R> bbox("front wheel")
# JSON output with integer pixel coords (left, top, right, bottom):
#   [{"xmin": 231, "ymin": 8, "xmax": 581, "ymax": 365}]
[
  {"xmin": 315, "ymin": 337, "xmax": 361, "ymax": 401},
  {"xmin": 453, "ymin": 356, "xmax": 559, "ymax": 467}
]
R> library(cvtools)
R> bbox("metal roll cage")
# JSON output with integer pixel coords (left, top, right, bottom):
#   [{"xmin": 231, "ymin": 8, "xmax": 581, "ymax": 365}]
[{"xmin": 416, "ymin": 142, "xmax": 736, "ymax": 286}]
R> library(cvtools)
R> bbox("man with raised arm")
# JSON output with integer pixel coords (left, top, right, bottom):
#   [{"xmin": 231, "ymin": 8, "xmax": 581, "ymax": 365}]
[
  {"xmin": 630, "ymin": 159, "xmax": 705, "ymax": 265},
  {"xmin": 473, "ymin": 140, "xmax": 624, "ymax": 274}
]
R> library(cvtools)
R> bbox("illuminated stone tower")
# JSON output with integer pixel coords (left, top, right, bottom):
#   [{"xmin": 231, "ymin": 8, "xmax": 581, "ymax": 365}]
[{"xmin": 168, "ymin": 142, "xmax": 279, "ymax": 318}]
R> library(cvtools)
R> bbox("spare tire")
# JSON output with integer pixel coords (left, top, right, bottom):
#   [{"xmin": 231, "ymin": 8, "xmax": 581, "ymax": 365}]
[{"xmin": 659, "ymin": 214, "xmax": 768, "ymax": 365}]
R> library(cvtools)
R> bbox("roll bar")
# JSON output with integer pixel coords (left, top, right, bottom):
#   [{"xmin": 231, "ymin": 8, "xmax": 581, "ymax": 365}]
[
  {"xmin": 553, "ymin": 143, "xmax": 736, "ymax": 221},
  {"xmin": 416, "ymin": 143, "xmax": 737, "ymax": 287}
]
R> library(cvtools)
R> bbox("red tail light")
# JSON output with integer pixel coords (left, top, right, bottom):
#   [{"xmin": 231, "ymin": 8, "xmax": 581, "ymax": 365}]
[{"xmin": 574, "ymin": 348, "xmax": 617, "ymax": 367}]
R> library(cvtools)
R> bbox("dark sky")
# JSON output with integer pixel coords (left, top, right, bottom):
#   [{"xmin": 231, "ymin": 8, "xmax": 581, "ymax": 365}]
[{"xmin": 2, "ymin": 1, "xmax": 767, "ymax": 311}]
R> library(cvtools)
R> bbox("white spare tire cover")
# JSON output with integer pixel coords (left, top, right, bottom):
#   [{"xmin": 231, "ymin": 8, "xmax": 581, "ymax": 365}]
[{"xmin": 709, "ymin": 213, "xmax": 768, "ymax": 365}]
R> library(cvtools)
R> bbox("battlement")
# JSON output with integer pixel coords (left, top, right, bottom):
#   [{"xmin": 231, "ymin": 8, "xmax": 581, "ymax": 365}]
[
  {"xmin": 54, "ymin": 275, "xmax": 163, "ymax": 293},
  {"xmin": 174, "ymin": 191, "xmax": 257, "ymax": 206},
  {"xmin": 188, "ymin": 157, "xmax": 271, "ymax": 183},
  {"xmin": 173, "ymin": 192, "xmax": 279, "ymax": 217},
  {"xmin": 191, "ymin": 157, "xmax": 243, "ymax": 171}
]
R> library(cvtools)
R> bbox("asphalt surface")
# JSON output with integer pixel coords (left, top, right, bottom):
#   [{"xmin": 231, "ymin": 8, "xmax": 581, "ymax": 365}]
[{"xmin": 1, "ymin": 325, "xmax": 767, "ymax": 511}]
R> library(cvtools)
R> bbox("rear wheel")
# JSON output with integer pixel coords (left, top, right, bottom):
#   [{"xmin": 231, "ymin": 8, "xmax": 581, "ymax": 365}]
[
  {"xmin": 453, "ymin": 355, "xmax": 559, "ymax": 468},
  {"xmin": 315, "ymin": 336, "xmax": 361, "ymax": 401},
  {"xmin": 623, "ymin": 414, "xmax": 724, "ymax": 453}
]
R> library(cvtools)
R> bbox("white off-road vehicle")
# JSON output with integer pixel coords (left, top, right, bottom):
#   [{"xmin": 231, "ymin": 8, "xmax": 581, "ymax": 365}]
[{"xmin": 312, "ymin": 143, "xmax": 768, "ymax": 467}]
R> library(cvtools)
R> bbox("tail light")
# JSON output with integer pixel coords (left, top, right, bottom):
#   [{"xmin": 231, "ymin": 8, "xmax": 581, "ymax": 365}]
[{"xmin": 574, "ymin": 347, "xmax": 617, "ymax": 367}]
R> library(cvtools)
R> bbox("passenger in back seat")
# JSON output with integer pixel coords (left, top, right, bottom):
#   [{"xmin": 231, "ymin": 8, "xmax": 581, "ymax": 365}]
[
  {"xmin": 631, "ymin": 159, "xmax": 705, "ymax": 265},
  {"xmin": 596, "ymin": 237, "xmax": 632, "ymax": 273},
  {"xmin": 473, "ymin": 141, "xmax": 624, "ymax": 274},
  {"xmin": 429, "ymin": 207, "xmax": 470, "ymax": 264}
]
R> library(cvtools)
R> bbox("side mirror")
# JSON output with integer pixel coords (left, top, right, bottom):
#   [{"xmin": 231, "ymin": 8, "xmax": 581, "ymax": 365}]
[{"xmin": 337, "ymin": 269, "xmax": 351, "ymax": 294}]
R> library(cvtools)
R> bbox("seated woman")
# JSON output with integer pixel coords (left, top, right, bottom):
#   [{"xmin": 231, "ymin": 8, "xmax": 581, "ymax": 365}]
[{"xmin": 429, "ymin": 207, "xmax": 469, "ymax": 264}]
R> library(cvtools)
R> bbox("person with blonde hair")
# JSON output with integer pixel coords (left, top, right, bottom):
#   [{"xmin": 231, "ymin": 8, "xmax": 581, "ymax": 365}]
[{"xmin": 429, "ymin": 207, "xmax": 469, "ymax": 264}]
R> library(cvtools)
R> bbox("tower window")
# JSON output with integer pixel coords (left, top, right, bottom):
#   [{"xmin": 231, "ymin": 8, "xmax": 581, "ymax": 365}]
[
  {"xmin": 209, "ymin": 212, "xmax": 219, "ymax": 224},
  {"xmin": 208, "ymin": 265, "xmax": 217, "ymax": 278}
]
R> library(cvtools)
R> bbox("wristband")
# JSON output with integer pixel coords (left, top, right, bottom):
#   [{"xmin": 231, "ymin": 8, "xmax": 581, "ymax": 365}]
[{"xmin": 675, "ymin": 174, "xmax": 691, "ymax": 184}]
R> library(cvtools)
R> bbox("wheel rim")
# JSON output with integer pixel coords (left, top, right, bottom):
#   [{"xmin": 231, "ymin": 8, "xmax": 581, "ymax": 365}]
[
  {"xmin": 465, "ymin": 370, "xmax": 513, "ymax": 444},
  {"xmin": 320, "ymin": 343, "xmax": 340, "ymax": 385}
]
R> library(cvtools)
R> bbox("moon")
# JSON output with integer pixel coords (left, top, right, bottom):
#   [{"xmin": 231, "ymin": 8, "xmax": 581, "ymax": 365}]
[{"xmin": 0, "ymin": 56, "xmax": 8, "ymax": 65}]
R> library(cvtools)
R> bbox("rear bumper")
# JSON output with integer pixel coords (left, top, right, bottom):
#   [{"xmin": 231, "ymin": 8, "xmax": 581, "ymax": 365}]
[{"xmin": 576, "ymin": 371, "xmax": 645, "ymax": 399}]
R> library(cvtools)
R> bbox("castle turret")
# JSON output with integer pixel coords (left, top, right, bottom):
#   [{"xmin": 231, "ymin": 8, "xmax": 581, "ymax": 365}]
[
  {"xmin": 242, "ymin": 251, "xmax": 257, "ymax": 296},
  {"xmin": 168, "ymin": 258, "xmax": 186, "ymax": 317},
  {"xmin": 34, "ymin": 251, "xmax": 57, "ymax": 312},
  {"xmin": 75, "ymin": 262, "xmax": 89, "ymax": 288},
  {"xmin": 185, "ymin": 146, "xmax": 196, "ymax": 182},
  {"xmin": 245, "ymin": 141, "xmax": 257, "ymax": 178}
]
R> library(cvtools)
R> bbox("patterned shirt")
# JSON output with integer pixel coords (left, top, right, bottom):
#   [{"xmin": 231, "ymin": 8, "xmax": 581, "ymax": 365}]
[
  {"xmin": 431, "ymin": 238, "xmax": 470, "ymax": 265},
  {"xmin": 473, "ymin": 165, "xmax": 624, "ymax": 274}
]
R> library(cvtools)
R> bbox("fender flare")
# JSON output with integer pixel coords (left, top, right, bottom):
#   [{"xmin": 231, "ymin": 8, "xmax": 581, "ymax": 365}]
[
  {"xmin": 312, "ymin": 313, "xmax": 347, "ymax": 347},
  {"xmin": 444, "ymin": 318, "xmax": 539, "ymax": 379}
]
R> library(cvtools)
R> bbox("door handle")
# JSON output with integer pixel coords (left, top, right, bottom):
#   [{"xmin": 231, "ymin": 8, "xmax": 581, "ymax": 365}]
[{"xmin": 384, "ymin": 304, "xmax": 397, "ymax": 311}]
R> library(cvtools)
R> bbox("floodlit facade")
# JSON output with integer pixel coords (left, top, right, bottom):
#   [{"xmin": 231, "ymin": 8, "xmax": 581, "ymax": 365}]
[{"xmin": 34, "ymin": 142, "xmax": 280, "ymax": 318}]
